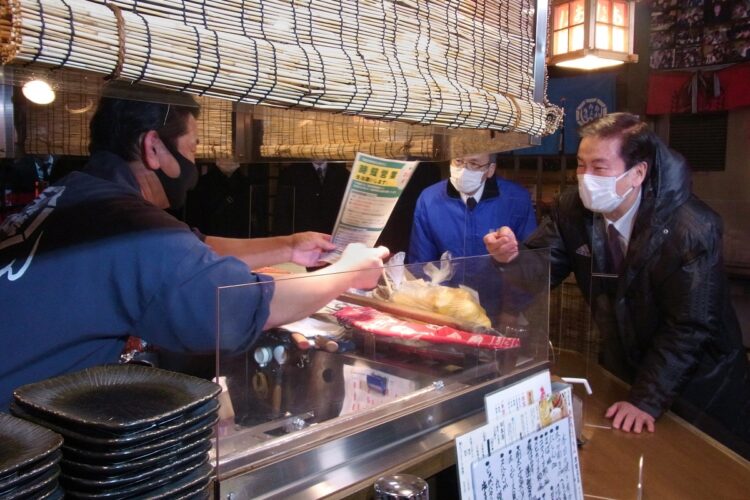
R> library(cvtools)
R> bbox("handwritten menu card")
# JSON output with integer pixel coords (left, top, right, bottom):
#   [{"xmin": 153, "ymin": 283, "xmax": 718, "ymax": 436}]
[
  {"xmin": 456, "ymin": 371, "xmax": 551, "ymax": 499},
  {"xmin": 470, "ymin": 417, "xmax": 581, "ymax": 500}
]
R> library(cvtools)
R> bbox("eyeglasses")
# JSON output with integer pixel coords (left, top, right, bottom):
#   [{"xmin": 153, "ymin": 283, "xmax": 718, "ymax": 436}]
[{"xmin": 452, "ymin": 158, "xmax": 491, "ymax": 171}]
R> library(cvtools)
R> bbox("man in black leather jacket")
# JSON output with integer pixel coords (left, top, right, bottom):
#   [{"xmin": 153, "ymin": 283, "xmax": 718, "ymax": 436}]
[{"xmin": 485, "ymin": 113, "xmax": 749, "ymax": 456}]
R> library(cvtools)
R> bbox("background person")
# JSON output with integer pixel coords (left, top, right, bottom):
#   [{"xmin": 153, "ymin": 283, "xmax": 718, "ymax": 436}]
[
  {"xmin": 273, "ymin": 160, "xmax": 349, "ymax": 236},
  {"xmin": 407, "ymin": 151, "xmax": 537, "ymax": 324},
  {"xmin": 408, "ymin": 152, "xmax": 536, "ymax": 264}
]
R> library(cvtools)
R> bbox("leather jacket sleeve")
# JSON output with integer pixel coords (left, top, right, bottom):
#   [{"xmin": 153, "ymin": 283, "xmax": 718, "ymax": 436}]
[
  {"xmin": 627, "ymin": 221, "xmax": 723, "ymax": 418},
  {"xmin": 525, "ymin": 196, "xmax": 577, "ymax": 288}
]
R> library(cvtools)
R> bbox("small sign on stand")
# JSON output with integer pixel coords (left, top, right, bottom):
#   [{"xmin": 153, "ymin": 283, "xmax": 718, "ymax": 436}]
[{"xmin": 456, "ymin": 371, "xmax": 583, "ymax": 499}]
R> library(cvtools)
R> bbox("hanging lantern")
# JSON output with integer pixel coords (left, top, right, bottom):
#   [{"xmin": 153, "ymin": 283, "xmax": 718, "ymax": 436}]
[{"xmin": 548, "ymin": 0, "xmax": 638, "ymax": 70}]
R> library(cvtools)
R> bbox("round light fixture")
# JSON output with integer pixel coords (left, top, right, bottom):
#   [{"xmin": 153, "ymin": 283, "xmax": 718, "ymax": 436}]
[{"xmin": 22, "ymin": 79, "xmax": 56, "ymax": 105}]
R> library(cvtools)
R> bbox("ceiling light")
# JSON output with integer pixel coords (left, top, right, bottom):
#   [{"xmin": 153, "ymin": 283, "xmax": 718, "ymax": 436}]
[{"xmin": 22, "ymin": 79, "xmax": 56, "ymax": 105}]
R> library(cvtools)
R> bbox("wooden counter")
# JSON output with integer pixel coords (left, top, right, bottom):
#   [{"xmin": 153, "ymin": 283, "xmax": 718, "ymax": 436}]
[
  {"xmin": 556, "ymin": 351, "xmax": 750, "ymax": 500},
  {"xmin": 340, "ymin": 351, "xmax": 750, "ymax": 499}
]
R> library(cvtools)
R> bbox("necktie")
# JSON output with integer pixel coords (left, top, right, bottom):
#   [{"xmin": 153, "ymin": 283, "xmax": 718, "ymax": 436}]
[
  {"xmin": 466, "ymin": 197, "xmax": 477, "ymax": 210},
  {"xmin": 606, "ymin": 224, "xmax": 625, "ymax": 274},
  {"xmin": 316, "ymin": 166, "xmax": 325, "ymax": 184}
]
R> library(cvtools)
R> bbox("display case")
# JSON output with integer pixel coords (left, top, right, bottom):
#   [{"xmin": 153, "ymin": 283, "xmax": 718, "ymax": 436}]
[{"xmin": 213, "ymin": 249, "xmax": 551, "ymax": 498}]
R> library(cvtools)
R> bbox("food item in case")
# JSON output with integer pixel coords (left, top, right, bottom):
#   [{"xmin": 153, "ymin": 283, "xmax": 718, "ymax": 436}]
[
  {"xmin": 390, "ymin": 283, "xmax": 492, "ymax": 328},
  {"xmin": 379, "ymin": 251, "xmax": 492, "ymax": 328},
  {"xmin": 334, "ymin": 304, "xmax": 519, "ymax": 350}
]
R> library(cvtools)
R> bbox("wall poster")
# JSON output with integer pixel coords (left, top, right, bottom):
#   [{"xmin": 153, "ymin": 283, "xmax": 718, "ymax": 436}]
[{"xmin": 650, "ymin": 0, "xmax": 750, "ymax": 69}]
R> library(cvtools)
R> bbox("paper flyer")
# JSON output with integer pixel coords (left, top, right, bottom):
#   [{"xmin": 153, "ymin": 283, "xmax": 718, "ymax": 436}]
[
  {"xmin": 339, "ymin": 365, "xmax": 419, "ymax": 416},
  {"xmin": 456, "ymin": 405, "xmax": 542, "ymax": 500},
  {"xmin": 322, "ymin": 152, "xmax": 419, "ymax": 262}
]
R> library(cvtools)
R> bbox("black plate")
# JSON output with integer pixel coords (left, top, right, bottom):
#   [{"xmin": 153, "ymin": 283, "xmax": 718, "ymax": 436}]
[
  {"xmin": 2, "ymin": 464, "xmax": 60, "ymax": 500},
  {"xmin": 13, "ymin": 365, "xmax": 221, "ymax": 432},
  {"xmin": 55, "ymin": 409, "xmax": 215, "ymax": 455},
  {"xmin": 0, "ymin": 450, "xmax": 61, "ymax": 493},
  {"xmin": 170, "ymin": 483, "xmax": 212, "ymax": 500},
  {"xmin": 39, "ymin": 485, "xmax": 65, "ymax": 500},
  {"xmin": 61, "ymin": 440, "xmax": 211, "ymax": 489},
  {"xmin": 12, "ymin": 394, "xmax": 219, "ymax": 440},
  {"xmin": 61, "ymin": 455, "xmax": 209, "ymax": 499},
  {"xmin": 61, "ymin": 415, "xmax": 217, "ymax": 462},
  {"xmin": 147, "ymin": 463, "xmax": 214, "ymax": 500},
  {"xmin": 61, "ymin": 429, "xmax": 212, "ymax": 474},
  {"xmin": 10, "ymin": 399, "xmax": 218, "ymax": 447},
  {"xmin": 0, "ymin": 413, "xmax": 63, "ymax": 480}
]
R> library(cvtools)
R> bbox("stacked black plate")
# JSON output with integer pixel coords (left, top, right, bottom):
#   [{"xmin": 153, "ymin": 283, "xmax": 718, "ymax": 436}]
[
  {"xmin": 10, "ymin": 365, "xmax": 221, "ymax": 499},
  {"xmin": 0, "ymin": 413, "xmax": 64, "ymax": 499}
]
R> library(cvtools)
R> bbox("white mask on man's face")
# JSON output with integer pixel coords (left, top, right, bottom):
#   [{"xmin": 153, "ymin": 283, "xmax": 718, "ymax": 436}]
[
  {"xmin": 577, "ymin": 169, "xmax": 634, "ymax": 213},
  {"xmin": 450, "ymin": 166, "xmax": 485, "ymax": 194}
]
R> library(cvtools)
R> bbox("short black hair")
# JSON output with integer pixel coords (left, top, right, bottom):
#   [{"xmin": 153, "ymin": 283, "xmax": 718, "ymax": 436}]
[
  {"xmin": 578, "ymin": 112, "xmax": 657, "ymax": 171},
  {"xmin": 89, "ymin": 82, "xmax": 200, "ymax": 161}
]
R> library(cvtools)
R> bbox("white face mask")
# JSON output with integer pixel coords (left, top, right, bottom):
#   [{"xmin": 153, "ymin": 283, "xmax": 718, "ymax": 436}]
[
  {"xmin": 450, "ymin": 166, "xmax": 486, "ymax": 195},
  {"xmin": 577, "ymin": 170, "xmax": 634, "ymax": 213}
]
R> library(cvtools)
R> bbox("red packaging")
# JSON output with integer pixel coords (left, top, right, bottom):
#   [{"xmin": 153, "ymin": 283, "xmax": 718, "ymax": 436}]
[{"xmin": 334, "ymin": 305, "xmax": 520, "ymax": 351}]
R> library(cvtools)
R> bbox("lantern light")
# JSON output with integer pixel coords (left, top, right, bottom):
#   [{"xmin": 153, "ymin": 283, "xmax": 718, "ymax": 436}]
[{"xmin": 548, "ymin": 0, "xmax": 638, "ymax": 70}]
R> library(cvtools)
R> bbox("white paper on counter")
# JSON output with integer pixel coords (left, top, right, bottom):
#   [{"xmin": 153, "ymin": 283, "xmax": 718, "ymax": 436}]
[{"xmin": 339, "ymin": 365, "xmax": 419, "ymax": 416}]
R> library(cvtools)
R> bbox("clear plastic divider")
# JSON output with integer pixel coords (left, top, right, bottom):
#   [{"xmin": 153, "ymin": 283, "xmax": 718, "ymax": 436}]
[{"xmin": 214, "ymin": 249, "xmax": 550, "ymax": 481}]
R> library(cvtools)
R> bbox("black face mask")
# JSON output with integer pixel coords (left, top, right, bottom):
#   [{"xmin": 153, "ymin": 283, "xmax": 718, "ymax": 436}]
[{"xmin": 156, "ymin": 144, "xmax": 198, "ymax": 210}]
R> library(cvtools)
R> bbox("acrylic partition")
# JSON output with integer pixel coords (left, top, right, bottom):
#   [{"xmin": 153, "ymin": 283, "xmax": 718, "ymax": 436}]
[{"xmin": 213, "ymin": 249, "xmax": 551, "ymax": 496}]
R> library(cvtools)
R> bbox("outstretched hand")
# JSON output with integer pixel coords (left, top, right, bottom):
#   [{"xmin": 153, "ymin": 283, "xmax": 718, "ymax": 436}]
[
  {"xmin": 605, "ymin": 401, "xmax": 655, "ymax": 434},
  {"xmin": 333, "ymin": 243, "xmax": 390, "ymax": 290},
  {"xmin": 289, "ymin": 232, "xmax": 337, "ymax": 267},
  {"xmin": 483, "ymin": 226, "xmax": 519, "ymax": 263}
]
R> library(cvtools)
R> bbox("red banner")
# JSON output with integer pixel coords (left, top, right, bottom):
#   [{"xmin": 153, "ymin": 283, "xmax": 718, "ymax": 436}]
[{"xmin": 646, "ymin": 62, "xmax": 750, "ymax": 115}]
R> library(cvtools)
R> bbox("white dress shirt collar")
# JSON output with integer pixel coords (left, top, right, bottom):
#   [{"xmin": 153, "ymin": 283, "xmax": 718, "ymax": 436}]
[
  {"xmin": 605, "ymin": 188, "xmax": 642, "ymax": 249},
  {"xmin": 459, "ymin": 181, "xmax": 486, "ymax": 206}
]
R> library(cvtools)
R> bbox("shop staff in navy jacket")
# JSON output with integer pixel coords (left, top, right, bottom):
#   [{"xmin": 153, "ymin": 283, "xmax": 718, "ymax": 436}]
[{"xmin": 0, "ymin": 83, "xmax": 388, "ymax": 411}]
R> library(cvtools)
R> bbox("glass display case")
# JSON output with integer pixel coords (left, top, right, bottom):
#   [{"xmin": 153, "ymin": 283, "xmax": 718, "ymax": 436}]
[{"xmin": 213, "ymin": 249, "xmax": 551, "ymax": 498}]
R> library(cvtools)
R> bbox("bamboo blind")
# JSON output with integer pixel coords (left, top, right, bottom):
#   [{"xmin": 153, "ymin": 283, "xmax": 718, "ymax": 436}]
[
  {"xmin": 23, "ymin": 70, "xmax": 233, "ymax": 157},
  {"xmin": 256, "ymin": 106, "xmax": 436, "ymax": 160},
  {"xmin": 195, "ymin": 96, "xmax": 233, "ymax": 159},
  {"xmin": 2, "ymin": 0, "xmax": 562, "ymax": 147},
  {"xmin": 23, "ymin": 70, "xmax": 99, "ymax": 156}
]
